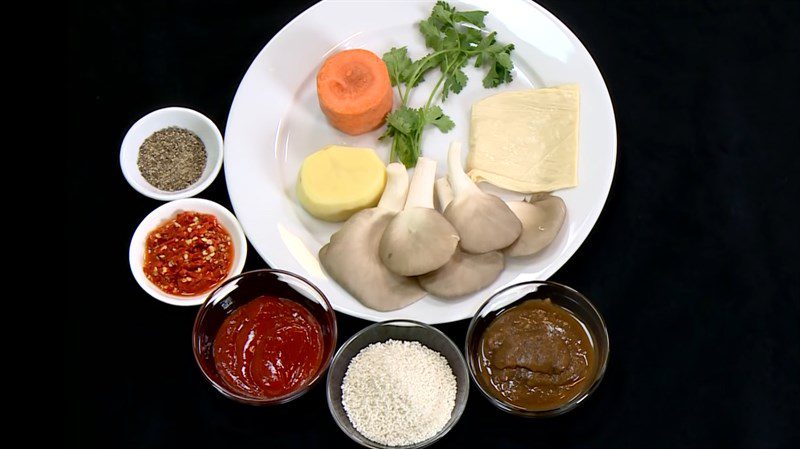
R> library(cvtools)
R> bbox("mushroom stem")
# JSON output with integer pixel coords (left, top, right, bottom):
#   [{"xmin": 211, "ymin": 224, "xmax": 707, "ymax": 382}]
[
  {"xmin": 378, "ymin": 163, "xmax": 410, "ymax": 212},
  {"xmin": 447, "ymin": 142, "xmax": 481, "ymax": 196},
  {"xmin": 404, "ymin": 156, "xmax": 437, "ymax": 209},
  {"xmin": 434, "ymin": 177, "xmax": 454, "ymax": 212}
]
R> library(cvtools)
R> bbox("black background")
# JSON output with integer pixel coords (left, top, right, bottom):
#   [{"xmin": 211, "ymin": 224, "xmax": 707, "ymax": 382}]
[{"xmin": 69, "ymin": 0, "xmax": 800, "ymax": 447}]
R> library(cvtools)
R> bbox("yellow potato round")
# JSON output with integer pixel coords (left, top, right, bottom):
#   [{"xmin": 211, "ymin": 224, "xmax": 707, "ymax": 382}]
[{"xmin": 297, "ymin": 145, "xmax": 387, "ymax": 222}]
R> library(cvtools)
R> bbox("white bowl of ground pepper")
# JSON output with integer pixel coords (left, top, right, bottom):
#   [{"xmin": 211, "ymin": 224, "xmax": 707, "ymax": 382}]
[{"xmin": 120, "ymin": 107, "xmax": 223, "ymax": 201}]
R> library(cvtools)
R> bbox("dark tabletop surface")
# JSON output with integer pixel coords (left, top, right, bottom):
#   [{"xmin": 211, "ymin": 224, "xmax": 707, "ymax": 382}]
[{"xmin": 69, "ymin": 0, "xmax": 800, "ymax": 447}]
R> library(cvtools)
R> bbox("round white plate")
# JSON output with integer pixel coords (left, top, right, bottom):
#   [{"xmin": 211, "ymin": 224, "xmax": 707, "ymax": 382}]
[{"xmin": 224, "ymin": 0, "xmax": 616, "ymax": 323}]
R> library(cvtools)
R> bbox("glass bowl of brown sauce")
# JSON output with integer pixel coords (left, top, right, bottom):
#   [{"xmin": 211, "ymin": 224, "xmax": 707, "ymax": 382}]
[{"xmin": 465, "ymin": 281, "xmax": 609, "ymax": 417}]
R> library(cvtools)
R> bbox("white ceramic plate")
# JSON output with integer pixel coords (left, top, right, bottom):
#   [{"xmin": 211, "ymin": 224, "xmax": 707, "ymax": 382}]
[{"xmin": 224, "ymin": 0, "xmax": 616, "ymax": 323}]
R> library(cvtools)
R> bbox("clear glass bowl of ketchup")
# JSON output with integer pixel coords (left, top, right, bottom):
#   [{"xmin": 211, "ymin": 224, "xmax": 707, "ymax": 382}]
[{"xmin": 192, "ymin": 269, "xmax": 337, "ymax": 405}]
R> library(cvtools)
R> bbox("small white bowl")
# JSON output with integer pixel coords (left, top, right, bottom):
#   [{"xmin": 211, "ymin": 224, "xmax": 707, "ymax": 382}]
[
  {"xmin": 120, "ymin": 107, "xmax": 223, "ymax": 201},
  {"xmin": 129, "ymin": 198, "xmax": 248, "ymax": 306}
]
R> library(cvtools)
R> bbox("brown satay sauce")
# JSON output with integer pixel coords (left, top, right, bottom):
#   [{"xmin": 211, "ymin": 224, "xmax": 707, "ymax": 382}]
[{"xmin": 476, "ymin": 299, "xmax": 597, "ymax": 411}]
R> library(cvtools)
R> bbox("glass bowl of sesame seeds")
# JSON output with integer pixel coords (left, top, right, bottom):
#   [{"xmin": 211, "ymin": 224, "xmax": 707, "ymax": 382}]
[
  {"xmin": 120, "ymin": 107, "xmax": 223, "ymax": 201},
  {"xmin": 326, "ymin": 320, "xmax": 469, "ymax": 449}
]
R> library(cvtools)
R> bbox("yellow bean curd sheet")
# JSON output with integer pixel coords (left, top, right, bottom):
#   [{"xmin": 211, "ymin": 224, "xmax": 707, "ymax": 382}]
[{"xmin": 467, "ymin": 84, "xmax": 580, "ymax": 193}]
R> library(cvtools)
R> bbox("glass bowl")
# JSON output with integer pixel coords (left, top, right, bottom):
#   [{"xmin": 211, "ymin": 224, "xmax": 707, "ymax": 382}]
[
  {"xmin": 465, "ymin": 281, "xmax": 609, "ymax": 417},
  {"xmin": 192, "ymin": 269, "xmax": 337, "ymax": 405},
  {"xmin": 326, "ymin": 320, "xmax": 469, "ymax": 449}
]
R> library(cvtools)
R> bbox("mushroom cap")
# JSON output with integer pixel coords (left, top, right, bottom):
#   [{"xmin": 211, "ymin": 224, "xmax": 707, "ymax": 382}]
[
  {"xmin": 444, "ymin": 193, "xmax": 522, "ymax": 254},
  {"xmin": 379, "ymin": 207, "xmax": 460, "ymax": 276},
  {"xmin": 319, "ymin": 208, "xmax": 426, "ymax": 311},
  {"xmin": 505, "ymin": 195, "xmax": 567, "ymax": 257},
  {"xmin": 418, "ymin": 249, "xmax": 504, "ymax": 298}
]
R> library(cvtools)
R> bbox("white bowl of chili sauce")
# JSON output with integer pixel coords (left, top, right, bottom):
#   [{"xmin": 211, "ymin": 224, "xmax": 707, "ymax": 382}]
[{"xmin": 129, "ymin": 198, "xmax": 248, "ymax": 306}]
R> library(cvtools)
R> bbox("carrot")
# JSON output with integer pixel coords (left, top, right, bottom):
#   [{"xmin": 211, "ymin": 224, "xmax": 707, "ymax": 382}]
[{"xmin": 316, "ymin": 49, "xmax": 393, "ymax": 135}]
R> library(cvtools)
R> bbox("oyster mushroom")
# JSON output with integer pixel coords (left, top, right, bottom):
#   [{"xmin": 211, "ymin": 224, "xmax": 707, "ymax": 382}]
[
  {"xmin": 379, "ymin": 157, "xmax": 460, "ymax": 276},
  {"xmin": 505, "ymin": 194, "xmax": 567, "ymax": 257},
  {"xmin": 444, "ymin": 142, "xmax": 522, "ymax": 253},
  {"xmin": 418, "ymin": 178, "xmax": 505, "ymax": 298},
  {"xmin": 319, "ymin": 163, "xmax": 426, "ymax": 311}
]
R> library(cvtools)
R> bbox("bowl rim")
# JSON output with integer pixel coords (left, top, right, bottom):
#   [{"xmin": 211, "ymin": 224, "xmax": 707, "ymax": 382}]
[
  {"xmin": 119, "ymin": 106, "xmax": 224, "ymax": 201},
  {"xmin": 192, "ymin": 268, "xmax": 338, "ymax": 405},
  {"xmin": 465, "ymin": 280, "xmax": 610, "ymax": 418},
  {"xmin": 128, "ymin": 197, "xmax": 247, "ymax": 306},
  {"xmin": 326, "ymin": 319, "xmax": 469, "ymax": 449}
]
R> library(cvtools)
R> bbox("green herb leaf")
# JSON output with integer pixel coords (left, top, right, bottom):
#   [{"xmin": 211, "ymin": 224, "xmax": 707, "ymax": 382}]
[
  {"xmin": 441, "ymin": 27, "xmax": 461, "ymax": 50},
  {"xmin": 472, "ymin": 32, "xmax": 498, "ymax": 67},
  {"xmin": 482, "ymin": 43, "xmax": 515, "ymax": 87},
  {"xmin": 422, "ymin": 106, "xmax": 455, "ymax": 133},
  {"xmin": 378, "ymin": 125, "xmax": 394, "ymax": 141},
  {"xmin": 460, "ymin": 27, "xmax": 484, "ymax": 50},
  {"xmin": 383, "ymin": 107, "xmax": 421, "ymax": 166},
  {"xmin": 382, "ymin": 47, "xmax": 412, "ymax": 86},
  {"xmin": 431, "ymin": 1, "xmax": 455, "ymax": 27},
  {"xmin": 442, "ymin": 66, "xmax": 468, "ymax": 100},
  {"xmin": 385, "ymin": 106, "xmax": 419, "ymax": 135},
  {"xmin": 394, "ymin": 132, "xmax": 417, "ymax": 167},
  {"xmin": 419, "ymin": 18, "xmax": 442, "ymax": 49},
  {"xmin": 453, "ymin": 10, "xmax": 488, "ymax": 28},
  {"xmin": 496, "ymin": 48, "xmax": 514, "ymax": 69}
]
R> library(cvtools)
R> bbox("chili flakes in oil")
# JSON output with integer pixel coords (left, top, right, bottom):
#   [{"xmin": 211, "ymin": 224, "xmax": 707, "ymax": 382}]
[{"xmin": 143, "ymin": 211, "xmax": 233, "ymax": 296}]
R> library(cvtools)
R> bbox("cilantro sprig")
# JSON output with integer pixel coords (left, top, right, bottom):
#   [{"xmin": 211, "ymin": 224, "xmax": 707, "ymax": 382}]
[{"xmin": 380, "ymin": 1, "xmax": 515, "ymax": 167}]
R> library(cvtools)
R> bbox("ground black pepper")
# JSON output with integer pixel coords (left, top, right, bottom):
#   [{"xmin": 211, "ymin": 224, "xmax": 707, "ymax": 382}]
[{"xmin": 137, "ymin": 127, "xmax": 207, "ymax": 191}]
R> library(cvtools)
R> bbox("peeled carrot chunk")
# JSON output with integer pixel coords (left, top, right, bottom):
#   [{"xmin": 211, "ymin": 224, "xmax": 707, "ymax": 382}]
[{"xmin": 316, "ymin": 49, "xmax": 393, "ymax": 135}]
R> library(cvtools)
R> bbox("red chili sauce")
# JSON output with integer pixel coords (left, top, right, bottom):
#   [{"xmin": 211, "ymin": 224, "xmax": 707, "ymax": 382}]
[
  {"xmin": 213, "ymin": 295, "xmax": 324, "ymax": 398},
  {"xmin": 144, "ymin": 211, "xmax": 233, "ymax": 296}
]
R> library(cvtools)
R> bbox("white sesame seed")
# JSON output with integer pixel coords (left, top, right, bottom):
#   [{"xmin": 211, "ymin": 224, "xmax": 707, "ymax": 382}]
[{"xmin": 341, "ymin": 340, "xmax": 456, "ymax": 446}]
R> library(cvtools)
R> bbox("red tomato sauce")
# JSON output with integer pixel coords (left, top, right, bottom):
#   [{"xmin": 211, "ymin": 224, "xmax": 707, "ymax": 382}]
[
  {"xmin": 213, "ymin": 295, "xmax": 324, "ymax": 398},
  {"xmin": 143, "ymin": 211, "xmax": 233, "ymax": 296}
]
